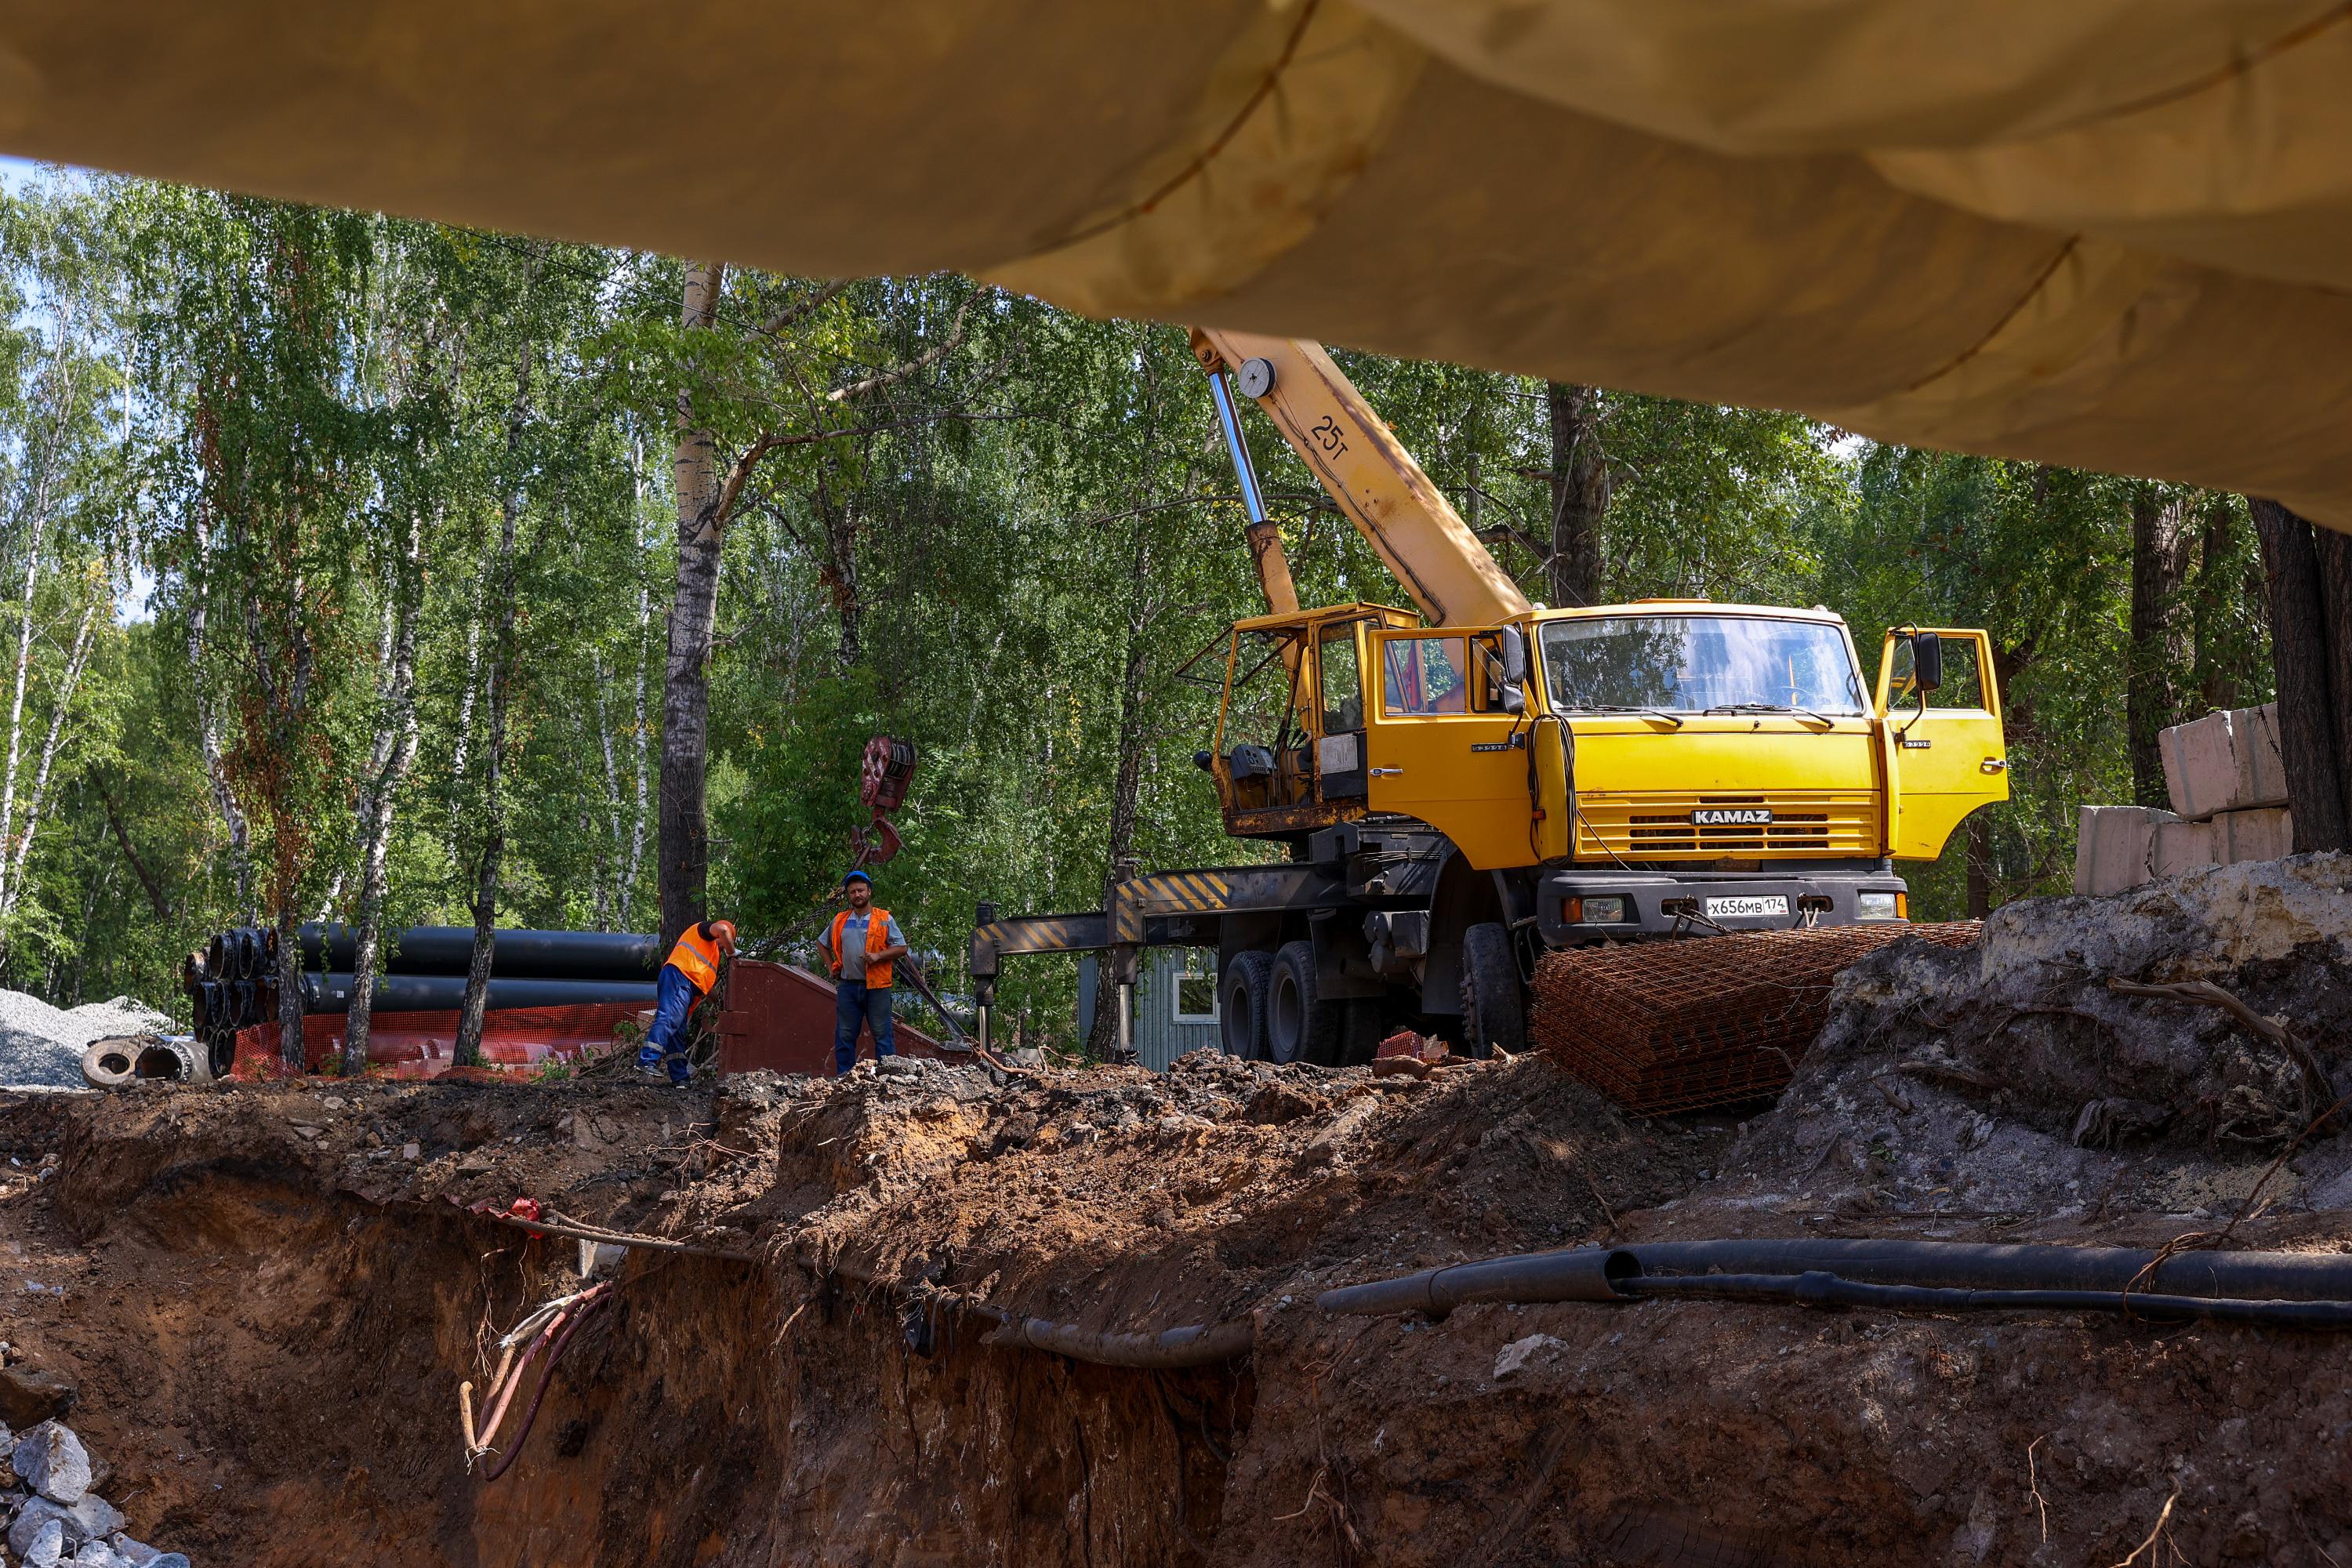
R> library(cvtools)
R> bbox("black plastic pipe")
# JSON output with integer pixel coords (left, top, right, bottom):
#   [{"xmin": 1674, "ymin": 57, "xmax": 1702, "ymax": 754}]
[
  {"xmin": 296, "ymin": 924, "xmax": 662, "ymax": 981},
  {"xmin": 1624, "ymin": 1272, "xmax": 2352, "ymax": 1330},
  {"xmin": 1317, "ymin": 1239, "xmax": 2352, "ymax": 1320},
  {"xmin": 298, "ymin": 972, "xmax": 657, "ymax": 1015}
]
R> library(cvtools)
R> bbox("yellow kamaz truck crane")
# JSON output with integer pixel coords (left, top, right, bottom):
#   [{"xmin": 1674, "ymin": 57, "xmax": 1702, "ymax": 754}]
[{"xmin": 967, "ymin": 331, "xmax": 2009, "ymax": 1072}]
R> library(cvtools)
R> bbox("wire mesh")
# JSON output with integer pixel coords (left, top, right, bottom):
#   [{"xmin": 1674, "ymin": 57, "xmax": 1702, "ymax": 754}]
[{"xmin": 1532, "ymin": 921, "xmax": 1981, "ymax": 1114}]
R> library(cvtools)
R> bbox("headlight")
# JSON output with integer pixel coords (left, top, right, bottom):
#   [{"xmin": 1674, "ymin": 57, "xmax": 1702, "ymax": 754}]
[
  {"xmin": 1857, "ymin": 891, "xmax": 1900, "ymax": 920},
  {"xmin": 1578, "ymin": 896, "xmax": 1628, "ymax": 924}
]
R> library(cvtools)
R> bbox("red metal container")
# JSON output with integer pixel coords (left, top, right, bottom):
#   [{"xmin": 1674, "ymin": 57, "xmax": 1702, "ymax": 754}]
[{"xmin": 716, "ymin": 960, "xmax": 946, "ymax": 1076}]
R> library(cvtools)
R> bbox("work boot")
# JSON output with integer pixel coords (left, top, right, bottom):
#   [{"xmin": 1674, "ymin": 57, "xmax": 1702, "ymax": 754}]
[
  {"xmin": 664, "ymin": 1052, "xmax": 693, "ymax": 1087},
  {"xmin": 636, "ymin": 1045, "xmax": 667, "ymax": 1081}
]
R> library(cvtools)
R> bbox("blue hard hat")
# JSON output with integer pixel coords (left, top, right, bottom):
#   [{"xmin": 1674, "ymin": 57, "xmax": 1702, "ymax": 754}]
[{"xmin": 843, "ymin": 869, "xmax": 873, "ymax": 886}]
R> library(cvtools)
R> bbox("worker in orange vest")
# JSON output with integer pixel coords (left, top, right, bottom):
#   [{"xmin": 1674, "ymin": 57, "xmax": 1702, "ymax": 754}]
[
  {"xmin": 822, "ymin": 870, "xmax": 908, "ymax": 1074},
  {"xmin": 636, "ymin": 918, "xmax": 737, "ymax": 1085}
]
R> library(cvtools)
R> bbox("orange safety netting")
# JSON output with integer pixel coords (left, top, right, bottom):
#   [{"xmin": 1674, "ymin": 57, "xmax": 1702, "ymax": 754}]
[
  {"xmin": 230, "ymin": 1003, "xmax": 642, "ymax": 1081},
  {"xmin": 1532, "ymin": 922, "xmax": 1981, "ymax": 1114}
]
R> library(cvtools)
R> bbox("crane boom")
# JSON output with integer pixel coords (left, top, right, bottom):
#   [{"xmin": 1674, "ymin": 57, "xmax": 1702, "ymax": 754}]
[{"xmin": 1190, "ymin": 328, "xmax": 1532, "ymax": 628}]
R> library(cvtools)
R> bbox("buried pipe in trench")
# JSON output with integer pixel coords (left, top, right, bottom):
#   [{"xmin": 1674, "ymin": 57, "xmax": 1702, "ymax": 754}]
[
  {"xmin": 470, "ymin": 1210, "xmax": 1256, "ymax": 1370},
  {"xmin": 1316, "ymin": 1239, "xmax": 2352, "ymax": 1328}
]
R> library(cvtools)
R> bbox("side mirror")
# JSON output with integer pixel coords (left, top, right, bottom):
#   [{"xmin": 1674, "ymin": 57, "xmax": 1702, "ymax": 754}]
[
  {"xmin": 1909, "ymin": 630, "xmax": 1944, "ymax": 694},
  {"xmin": 1499, "ymin": 684, "xmax": 1526, "ymax": 715},
  {"xmin": 1192, "ymin": 750, "xmax": 1214, "ymax": 771},
  {"xmin": 1497, "ymin": 626, "xmax": 1530, "ymax": 685}
]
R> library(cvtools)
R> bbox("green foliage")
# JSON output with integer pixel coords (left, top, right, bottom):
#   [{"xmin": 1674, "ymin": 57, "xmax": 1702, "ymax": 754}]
[{"xmin": 0, "ymin": 174, "xmax": 2272, "ymax": 1045}]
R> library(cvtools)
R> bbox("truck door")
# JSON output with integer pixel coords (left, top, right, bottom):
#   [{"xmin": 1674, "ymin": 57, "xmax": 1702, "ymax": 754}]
[
  {"xmin": 1365, "ymin": 628, "xmax": 1534, "ymax": 869},
  {"xmin": 1875, "ymin": 628, "xmax": 2010, "ymax": 859}
]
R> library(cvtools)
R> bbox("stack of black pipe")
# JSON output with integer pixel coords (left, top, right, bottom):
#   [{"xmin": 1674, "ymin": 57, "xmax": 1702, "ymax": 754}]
[
  {"xmin": 183, "ymin": 924, "xmax": 662, "ymax": 1054},
  {"xmin": 184, "ymin": 927, "xmax": 275, "ymax": 1047}
]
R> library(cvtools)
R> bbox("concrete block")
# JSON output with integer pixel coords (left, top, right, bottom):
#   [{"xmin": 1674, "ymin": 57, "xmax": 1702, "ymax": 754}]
[
  {"xmin": 2215, "ymin": 805, "xmax": 2294, "ymax": 863},
  {"xmin": 2158, "ymin": 703, "xmax": 2290, "ymax": 818},
  {"xmin": 2159, "ymin": 710, "xmax": 2238, "ymax": 819},
  {"xmin": 2074, "ymin": 806, "xmax": 2173, "ymax": 896},
  {"xmin": 2231, "ymin": 703, "xmax": 2289, "ymax": 810},
  {"xmin": 2151, "ymin": 816, "xmax": 2220, "ymax": 878}
]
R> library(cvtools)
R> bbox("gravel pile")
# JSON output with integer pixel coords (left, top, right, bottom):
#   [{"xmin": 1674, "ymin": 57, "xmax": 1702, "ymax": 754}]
[
  {"xmin": 0, "ymin": 993, "xmax": 173, "ymax": 1093},
  {"xmin": 2, "ymin": 1418, "xmax": 191, "ymax": 1567}
]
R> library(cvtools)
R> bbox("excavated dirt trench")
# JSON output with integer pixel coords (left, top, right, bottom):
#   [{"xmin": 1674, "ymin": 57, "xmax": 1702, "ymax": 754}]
[{"xmin": 5, "ymin": 857, "xmax": 2352, "ymax": 1566}]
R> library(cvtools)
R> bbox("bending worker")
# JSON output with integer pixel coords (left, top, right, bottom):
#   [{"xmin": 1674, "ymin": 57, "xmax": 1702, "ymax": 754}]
[
  {"xmin": 823, "ymin": 870, "xmax": 907, "ymax": 1074},
  {"xmin": 637, "ymin": 917, "xmax": 736, "ymax": 1084}
]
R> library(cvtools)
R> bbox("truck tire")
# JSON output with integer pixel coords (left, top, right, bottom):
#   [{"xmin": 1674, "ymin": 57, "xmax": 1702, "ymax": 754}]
[
  {"xmin": 1220, "ymin": 949, "xmax": 1273, "ymax": 1060},
  {"xmin": 1458, "ymin": 922, "xmax": 1527, "ymax": 1061},
  {"xmin": 1267, "ymin": 941, "xmax": 1344, "ymax": 1065},
  {"xmin": 1337, "ymin": 999, "xmax": 1385, "ymax": 1067}
]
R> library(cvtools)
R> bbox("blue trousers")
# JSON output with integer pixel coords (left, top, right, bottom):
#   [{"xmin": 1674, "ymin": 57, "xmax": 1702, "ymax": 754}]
[
  {"xmin": 641, "ymin": 965, "xmax": 700, "ymax": 1059},
  {"xmin": 834, "ymin": 981, "xmax": 895, "ymax": 1074}
]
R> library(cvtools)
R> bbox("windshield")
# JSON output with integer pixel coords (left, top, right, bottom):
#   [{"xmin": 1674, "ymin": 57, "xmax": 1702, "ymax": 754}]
[{"xmin": 1538, "ymin": 615, "xmax": 1867, "ymax": 716}]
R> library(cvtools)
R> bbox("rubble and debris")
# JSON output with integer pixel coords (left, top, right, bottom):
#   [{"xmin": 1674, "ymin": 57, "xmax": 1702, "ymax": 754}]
[
  {"xmin": 0, "ymin": 994, "xmax": 172, "ymax": 1093},
  {"xmin": 0, "ymin": 1417, "xmax": 191, "ymax": 1567}
]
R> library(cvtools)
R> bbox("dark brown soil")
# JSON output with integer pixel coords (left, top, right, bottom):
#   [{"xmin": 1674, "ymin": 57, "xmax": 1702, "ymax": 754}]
[{"xmin": 0, "ymin": 898, "xmax": 2347, "ymax": 1568}]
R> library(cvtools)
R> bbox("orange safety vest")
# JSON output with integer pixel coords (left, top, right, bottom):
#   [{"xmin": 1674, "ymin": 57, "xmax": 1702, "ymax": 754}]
[
  {"xmin": 828, "ymin": 906, "xmax": 895, "ymax": 989},
  {"xmin": 664, "ymin": 925, "xmax": 724, "ymax": 994}
]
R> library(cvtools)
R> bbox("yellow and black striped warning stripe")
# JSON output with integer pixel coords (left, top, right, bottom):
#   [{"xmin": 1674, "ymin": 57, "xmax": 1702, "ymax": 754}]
[{"xmin": 1132, "ymin": 871, "xmax": 1233, "ymax": 915}]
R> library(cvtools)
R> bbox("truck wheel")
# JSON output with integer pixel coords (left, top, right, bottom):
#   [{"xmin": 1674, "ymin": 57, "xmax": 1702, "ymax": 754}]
[
  {"xmin": 1337, "ymin": 999, "xmax": 1385, "ymax": 1067},
  {"xmin": 1220, "ymin": 950, "xmax": 1273, "ymax": 1059},
  {"xmin": 1458, "ymin": 922, "xmax": 1528, "ymax": 1061},
  {"xmin": 1267, "ymin": 941, "xmax": 1344, "ymax": 1065}
]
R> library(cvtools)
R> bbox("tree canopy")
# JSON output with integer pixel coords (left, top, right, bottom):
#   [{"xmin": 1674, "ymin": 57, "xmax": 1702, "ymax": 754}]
[{"xmin": 0, "ymin": 172, "xmax": 2268, "ymax": 1049}]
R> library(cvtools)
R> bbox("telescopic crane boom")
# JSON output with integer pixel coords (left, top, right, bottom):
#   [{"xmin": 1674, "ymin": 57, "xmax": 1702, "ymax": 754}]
[{"xmin": 1189, "ymin": 328, "xmax": 1530, "ymax": 628}]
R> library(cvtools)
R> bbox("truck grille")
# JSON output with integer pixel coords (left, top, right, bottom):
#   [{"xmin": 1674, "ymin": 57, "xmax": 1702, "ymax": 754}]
[{"xmin": 1573, "ymin": 792, "xmax": 1879, "ymax": 858}]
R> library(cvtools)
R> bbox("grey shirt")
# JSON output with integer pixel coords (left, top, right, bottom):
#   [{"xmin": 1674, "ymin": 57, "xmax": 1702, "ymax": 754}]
[{"xmin": 833, "ymin": 910, "xmax": 905, "ymax": 983}]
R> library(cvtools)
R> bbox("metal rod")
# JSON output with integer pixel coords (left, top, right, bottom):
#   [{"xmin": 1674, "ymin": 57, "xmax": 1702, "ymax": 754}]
[
  {"xmin": 1205, "ymin": 369, "xmax": 1269, "ymax": 525},
  {"xmin": 1116, "ymin": 982, "xmax": 1134, "ymax": 1059}
]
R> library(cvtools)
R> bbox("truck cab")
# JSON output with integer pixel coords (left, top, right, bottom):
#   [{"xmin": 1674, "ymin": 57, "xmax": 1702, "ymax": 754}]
[{"xmin": 1203, "ymin": 598, "xmax": 2009, "ymax": 943}]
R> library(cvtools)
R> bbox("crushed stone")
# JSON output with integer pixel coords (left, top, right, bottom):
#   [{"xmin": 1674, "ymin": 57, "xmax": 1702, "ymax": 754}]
[{"xmin": 0, "ymin": 993, "xmax": 172, "ymax": 1093}]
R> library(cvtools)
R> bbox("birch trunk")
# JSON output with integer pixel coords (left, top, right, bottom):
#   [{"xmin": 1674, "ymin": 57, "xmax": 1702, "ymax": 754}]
[
  {"xmin": 1087, "ymin": 523, "xmax": 1154, "ymax": 1058},
  {"xmin": 183, "ymin": 521, "xmax": 252, "ymax": 916},
  {"xmin": 0, "ymin": 315, "xmax": 81, "ymax": 918},
  {"xmin": 456, "ymin": 358, "xmax": 534, "ymax": 1065},
  {"xmin": 250, "ymin": 556, "xmax": 318, "ymax": 1073},
  {"xmin": 659, "ymin": 261, "xmax": 724, "ymax": 947},
  {"xmin": 448, "ymin": 582, "xmax": 483, "ymax": 844},
  {"xmin": 590, "ymin": 649, "xmax": 620, "ymax": 931},
  {"xmin": 0, "ymin": 508, "xmax": 50, "ymax": 919},
  {"xmin": 0, "ymin": 597, "xmax": 99, "ymax": 920},
  {"xmin": 343, "ymin": 506, "xmax": 428, "ymax": 1068},
  {"xmin": 626, "ymin": 580, "xmax": 650, "ymax": 930}
]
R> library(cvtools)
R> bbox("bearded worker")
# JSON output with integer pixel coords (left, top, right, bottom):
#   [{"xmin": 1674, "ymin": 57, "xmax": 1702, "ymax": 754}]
[{"xmin": 822, "ymin": 870, "xmax": 909, "ymax": 1074}]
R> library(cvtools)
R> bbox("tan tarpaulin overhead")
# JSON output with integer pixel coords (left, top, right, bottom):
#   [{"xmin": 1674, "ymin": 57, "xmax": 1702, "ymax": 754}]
[{"xmin": 5, "ymin": 0, "xmax": 2352, "ymax": 525}]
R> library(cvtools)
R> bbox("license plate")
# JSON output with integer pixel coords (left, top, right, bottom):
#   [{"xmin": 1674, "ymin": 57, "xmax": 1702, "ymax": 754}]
[{"xmin": 1705, "ymin": 895, "xmax": 1789, "ymax": 920}]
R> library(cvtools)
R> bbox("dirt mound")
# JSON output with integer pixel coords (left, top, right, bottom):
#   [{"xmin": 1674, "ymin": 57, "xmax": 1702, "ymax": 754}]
[
  {"xmin": 4, "ymin": 867, "xmax": 2351, "ymax": 1568},
  {"xmin": 1704, "ymin": 851, "xmax": 2352, "ymax": 1231}
]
